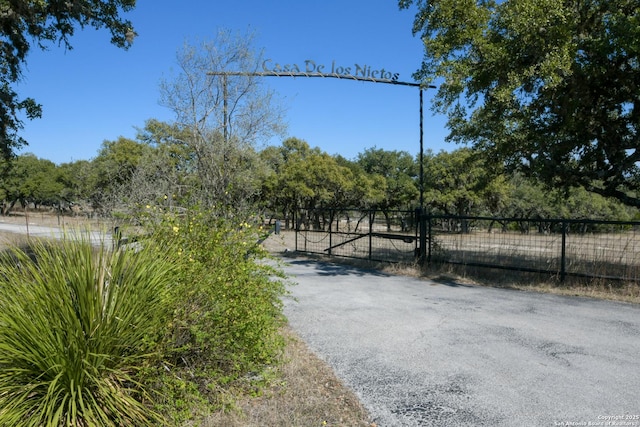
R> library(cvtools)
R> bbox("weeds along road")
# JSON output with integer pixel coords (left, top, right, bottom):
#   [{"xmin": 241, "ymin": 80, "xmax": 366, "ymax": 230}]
[{"xmin": 282, "ymin": 258, "xmax": 640, "ymax": 427}]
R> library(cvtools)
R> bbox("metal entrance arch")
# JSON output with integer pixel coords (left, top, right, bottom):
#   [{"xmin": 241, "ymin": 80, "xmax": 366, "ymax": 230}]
[{"xmin": 207, "ymin": 69, "xmax": 435, "ymax": 260}]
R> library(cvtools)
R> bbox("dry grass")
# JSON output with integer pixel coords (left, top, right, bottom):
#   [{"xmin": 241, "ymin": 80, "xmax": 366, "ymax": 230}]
[
  {"xmin": 0, "ymin": 230, "xmax": 30, "ymax": 249},
  {"xmin": 420, "ymin": 262, "xmax": 640, "ymax": 304},
  {"xmin": 200, "ymin": 327, "xmax": 373, "ymax": 427}
]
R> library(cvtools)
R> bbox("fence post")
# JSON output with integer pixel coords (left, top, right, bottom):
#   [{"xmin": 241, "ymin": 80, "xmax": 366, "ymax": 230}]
[
  {"xmin": 561, "ymin": 221, "xmax": 567, "ymax": 282},
  {"xmin": 328, "ymin": 209, "xmax": 333, "ymax": 256},
  {"xmin": 294, "ymin": 210, "xmax": 298, "ymax": 252},
  {"xmin": 113, "ymin": 226, "xmax": 121, "ymax": 250},
  {"xmin": 418, "ymin": 208, "xmax": 427, "ymax": 263},
  {"xmin": 369, "ymin": 210, "xmax": 374, "ymax": 261},
  {"xmin": 427, "ymin": 213, "xmax": 432, "ymax": 264}
]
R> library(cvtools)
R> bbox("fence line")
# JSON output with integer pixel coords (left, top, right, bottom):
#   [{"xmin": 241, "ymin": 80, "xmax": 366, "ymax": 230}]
[
  {"xmin": 424, "ymin": 214, "xmax": 640, "ymax": 282},
  {"xmin": 293, "ymin": 209, "xmax": 640, "ymax": 282}
]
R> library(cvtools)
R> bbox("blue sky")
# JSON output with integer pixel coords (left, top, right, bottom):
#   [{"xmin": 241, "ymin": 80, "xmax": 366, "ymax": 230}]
[{"xmin": 16, "ymin": 0, "xmax": 451, "ymax": 164}]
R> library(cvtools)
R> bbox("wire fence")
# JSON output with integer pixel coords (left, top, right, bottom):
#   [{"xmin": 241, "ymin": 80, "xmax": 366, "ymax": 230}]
[
  {"xmin": 294, "ymin": 209, "xmax": 640, "ymax": 282},
  {"xmin": 426, "ymin": 215, "xmax": 640, "ymax": 282}
]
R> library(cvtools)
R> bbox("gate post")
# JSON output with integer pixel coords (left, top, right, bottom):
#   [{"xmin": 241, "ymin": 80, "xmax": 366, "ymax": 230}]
[
  {"xmin": 294, "ymin": 209, "xmax": 298, "ymax": 251},
  {"xmin": 560, "ymin": 221, "xmax": 567, "ymax": 282},
  {"xmin": 328, "ymin": 209, "xmax": 333, "ymax": 256},
  {"xmin": 369, "ymin": 210, "xmax": 375, "ymax": 261},
  {"xmin": 417, "ymin": 208, "xmax": 427, "ymax": 263},
  {"xmin": 427, "ymin": 213, "xmax": 432, "ymax": 264}
]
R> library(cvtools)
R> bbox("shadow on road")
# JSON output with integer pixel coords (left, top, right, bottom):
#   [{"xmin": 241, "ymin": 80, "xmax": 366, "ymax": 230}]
[
  {"xmin": 288, "ymin": 259, "xmax": 390, "ymax": 277},
  {"xmin": 429, "ymin": 275, "xmax": 477, "ymax": 288}
]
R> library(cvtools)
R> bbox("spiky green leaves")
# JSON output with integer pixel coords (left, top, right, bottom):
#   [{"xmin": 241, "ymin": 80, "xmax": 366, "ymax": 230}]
[{"xmin": 0, "ymin": 233, "xmax": 174, "ymax": 426}]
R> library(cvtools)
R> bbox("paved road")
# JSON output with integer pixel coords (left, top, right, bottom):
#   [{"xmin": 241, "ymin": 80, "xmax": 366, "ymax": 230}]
[
  {"xmin": 282, "ymin": 259, "xmax": 640, "ymax": 427},
  {"xmin": 0, "ymin": 222, "xmax": 114, "ymax": 247}
]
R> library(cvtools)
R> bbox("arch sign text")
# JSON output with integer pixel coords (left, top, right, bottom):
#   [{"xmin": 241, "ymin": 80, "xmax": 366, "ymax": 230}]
[{"xmin": 262, "ymin": 59, "xmax": 401, "ymax": 81}]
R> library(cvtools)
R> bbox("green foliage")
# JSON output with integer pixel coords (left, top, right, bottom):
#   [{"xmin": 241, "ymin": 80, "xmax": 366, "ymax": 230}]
[
  {"xmin": 256, "ymin": 140, "xmax": 638, "ymax": 221},
  {"xmin": 92, "ymin": 137, "xmax": 151, "ymax": 190},
  {"xmin": 4, "ymin": 138, "xmax": 636, "ymax": 224},
  {"xmin": 0, "ymin": 234, "xmax": 175, "ymax": 426},
  {"xmin": 0, "ymin": 0, "xmax": 136, "ymax": 159},
  {"xmin": 551, "ymin": 185, "xmax": 634, "ymax": 221},
  {"xmin": 57, "ymin": 159, "xmax": 95, "ymax": 205},
  {"xmin": 263, "ymin": 138, "xmax": 358, "ymax": 218},
  {"xmin": 335, "ymin": 155, "xmax": 387, "ymax": 209},
  {"xmin": 0, "ymin": 204, "xmax": 288, "ymax": 425},
  {"xmin": 356, "ymin": 147, "xmax": 418, "ymax": 210},
  {"xmin": 498, "ymin": 173, "xmax": 555, "ymax": 219},
  {"xmin": 0, "ymin": 153, "xmax": 65, "ymax": 212},
  {"xmin": 139, "ymin": 207, "xmax": 288, "ymax": 421},
  {"xmin": 401, "ymin": 0, "xmax": 640, "ymax": 207},
  {"xmin": 423, "ymin": 148, "xmax": 487, "ymax": 216},
  {"xmin": 88, "ymin": 137, "xmax": 153, "ymax": 214}
]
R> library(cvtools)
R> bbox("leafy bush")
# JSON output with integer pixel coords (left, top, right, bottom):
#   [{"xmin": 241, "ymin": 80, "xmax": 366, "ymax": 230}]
[
  {"xmin": 0, "ymin": 234, "xmax": 177, "ymax": 426},
  {"xmin": 139, "ymin": 208, "xmax": 288, "ymax": 421},
  {"xmin": 0, "ymin": 208, "xmax": 289, "ymax": 425}
]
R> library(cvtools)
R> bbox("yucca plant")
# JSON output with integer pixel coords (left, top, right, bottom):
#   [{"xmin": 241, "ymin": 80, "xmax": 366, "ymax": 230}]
[{"xmin": 0, "ymin": 233, "xmax": 178, "ymax": 426}]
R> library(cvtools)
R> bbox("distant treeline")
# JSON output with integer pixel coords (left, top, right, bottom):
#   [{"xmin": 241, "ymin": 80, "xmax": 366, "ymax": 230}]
[{"xmin": 2, "ymin": 121, "xmax": 637, "ymax": 223}]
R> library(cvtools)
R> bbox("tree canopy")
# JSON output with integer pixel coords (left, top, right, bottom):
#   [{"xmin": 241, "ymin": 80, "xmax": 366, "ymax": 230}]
[
  {"xmin": 0, "ymin": 141, "xmax": 635, "ymax": 223},
  {"xmin": 0, "ymin": 0, "xmax": 136, "ymax": 159},
  {"xmin": 423, "ymin": 148, "xmax": 485, "ymax": 217},
  {"xmin": 356, "ymin": 147, "xmax": 418, "ymax": 210},
  {"xmin": 400, "ymin": 0, "xmax": 640, "ymax": 206}
]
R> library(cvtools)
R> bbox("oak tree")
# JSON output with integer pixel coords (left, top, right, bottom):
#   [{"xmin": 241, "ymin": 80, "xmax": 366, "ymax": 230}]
[
  {"xmin": 423, "ymin": 148, "xmax": 485, "ymax": 218},
  {"xmin": 90, "ymin": 136, "xmax": 149, "ymax": 214},
  {"xmin": 0, "ymin": 153, "xmax": 62, "ymax": 213},
  {"xmin": 400, "ymin": 0, "xmax": 640, "ymax": 206},
  {"xmin": 356, "ymin": 147, "xmax": 418, "ymax": 209},
  {"xmin": 261, "ymin": 138, "xmax": 357, "ymax": 229},
  {"xmin": 0, "ymin": 0, "xmax": 136, "ymax": 159}
]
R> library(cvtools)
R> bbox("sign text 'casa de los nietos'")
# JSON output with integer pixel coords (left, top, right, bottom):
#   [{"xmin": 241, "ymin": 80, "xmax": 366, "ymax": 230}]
[{"xmin": 262, "ymin": 59, "xmax": 400, "ymax": 81}]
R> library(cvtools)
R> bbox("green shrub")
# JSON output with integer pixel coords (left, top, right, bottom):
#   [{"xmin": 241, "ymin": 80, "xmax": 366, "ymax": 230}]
[
  {"xmin": 141, "ymin": 208, "xmax": 288, "ymax": 420},
  {"xmin": 0, "ymin": 234, "xmax": 177, "ymax": 426}
]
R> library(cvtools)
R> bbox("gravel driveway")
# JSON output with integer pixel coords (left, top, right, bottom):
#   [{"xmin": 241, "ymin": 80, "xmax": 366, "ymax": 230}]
[{"xmin": 283, "ymin": 259, "xmax": 640, "ymax": 427}]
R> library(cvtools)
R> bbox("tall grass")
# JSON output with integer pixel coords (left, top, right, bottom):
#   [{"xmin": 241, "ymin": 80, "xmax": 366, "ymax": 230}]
[{"xmin": 0, "ymin": 234, "xmax": 177, "ymax": 426}]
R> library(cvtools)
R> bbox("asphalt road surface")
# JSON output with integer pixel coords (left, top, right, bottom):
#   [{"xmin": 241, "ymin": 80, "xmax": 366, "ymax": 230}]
[
  {"xmin": 282, "ymin": 259, "xmax": 640, "ymax": 427},
  {"xmin": 0, "ymin": 222, "xmax": 113, "ymax": 247}
]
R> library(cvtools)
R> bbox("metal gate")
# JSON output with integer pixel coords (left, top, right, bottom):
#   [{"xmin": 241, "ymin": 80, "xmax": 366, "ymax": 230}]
[{"xmin": 294, "ymin": 208, "xmax": 419, "ymax": 263}]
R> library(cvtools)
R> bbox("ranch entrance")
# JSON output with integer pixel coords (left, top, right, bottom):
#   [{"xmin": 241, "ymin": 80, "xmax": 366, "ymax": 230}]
[{"xmin": 293, "ymin": 208, "xmax": 640, "ymax": 283}]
